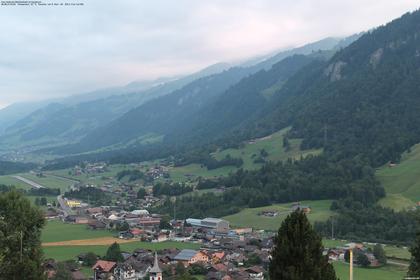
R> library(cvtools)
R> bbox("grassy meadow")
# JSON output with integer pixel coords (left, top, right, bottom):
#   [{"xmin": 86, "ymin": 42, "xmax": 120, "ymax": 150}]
[
  {"xmin": 333, "ymin": 262, "xmax": 407, "ymax": 280},
  {"xmin": 41, "ymin": 220, "xmax": 114, "ymax": 243},
  {"xmin": 0, "ymin": 175, "xmax": 32, "ymax": 189},
  {"xmin": 223, "ymin": 200, "xmax": 333, "ymax": 231},
  {"xmin": 377, "ymin": 143, "xmax": 420, "ymax": 210},
  {"xmin": 170, "ymin": 128, "xmax": 321, "ymax": 182},
  {"xmin": 213, "ymin": 128, "xmax": 322, "ymax": 170}
]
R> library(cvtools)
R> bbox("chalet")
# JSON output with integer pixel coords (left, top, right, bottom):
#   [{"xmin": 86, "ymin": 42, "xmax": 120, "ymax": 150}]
[
  {"xmin": 290, "ymin": 203, "xmax": 311, "ymax": 213},
  {"xmin": 138, "ymin": 217, "xmax": 161, "ymax": 230},
  {"xmin": 174, "ymin": 249, "xmax": 209, "ymax": 266},
  {"xmin": 130, "ymin": 228, "xmax": 144, "ymax": 237},
  {"xmin": 75, "ymin": 216, "xmax": 89, "ymax": 224},
  {"xmin": 44, "ymin": 209, "xmax": 60, "ymax": 219},
  {"xmin": 87, "ymin": 207, "xmax": 103, "ymax": 215},
  {"xmin": 123, "ymin": 259, "xmax": 150, "ymax": 279},
  {"xmin": 93, "ymin": 260, "xmax": 117, "ymax": 280},
  {"xmin": 245, "ymin": 266, "xmax": 265, "ymax": 280},
  {"xmin": 88, "ymin": 220, "xmax": 107, "ymax": 230},
  {"xmin": 211, "ymin": 251, "xmax": 226, "ymax": 263},
  {"xmin": 156, "ymin": 232, "xmax": 168, "ymax": 242},
  {"xmin": 114, "ymin": 263, "xmax": 136, "ymax": 280}
]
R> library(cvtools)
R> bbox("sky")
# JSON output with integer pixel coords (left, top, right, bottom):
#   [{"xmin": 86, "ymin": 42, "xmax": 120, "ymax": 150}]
[{"xmin": 0, "ymin": 0, "xmax": 419, "ymax": 108}]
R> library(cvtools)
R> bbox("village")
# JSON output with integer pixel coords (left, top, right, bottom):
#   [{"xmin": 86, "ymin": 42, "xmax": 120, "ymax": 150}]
[{"xmin": 36, "ymin": 162, "xmax": 388, "ymax": 280}]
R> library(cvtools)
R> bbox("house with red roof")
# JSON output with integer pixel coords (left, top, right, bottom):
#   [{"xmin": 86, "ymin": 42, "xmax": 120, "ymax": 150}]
[{"xmin": 93, "ymin": 260, "xmax": 117, "ymax": 280}]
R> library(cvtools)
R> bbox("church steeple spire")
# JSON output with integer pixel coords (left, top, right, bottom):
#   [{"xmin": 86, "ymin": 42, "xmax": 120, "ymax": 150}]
[{"xmin": 150, "ymin": 251, "xmax": 162, "ymax": 280}]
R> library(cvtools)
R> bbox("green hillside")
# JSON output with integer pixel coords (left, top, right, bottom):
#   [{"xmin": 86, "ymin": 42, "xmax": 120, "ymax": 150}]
[
  {"xmin": 223, "ymin": 200, "xmax": 333, "ymax": 231},
  {"xmin": 169, "ymin": 128, "xmax": 321, "ymax": 182},
  {"xmin": 213, "ymin": 127, "xmax": 321, "ymax": 170},
  {"xmin": 377, "ymin": 143, "xmax": 420, "ymax": 210}
]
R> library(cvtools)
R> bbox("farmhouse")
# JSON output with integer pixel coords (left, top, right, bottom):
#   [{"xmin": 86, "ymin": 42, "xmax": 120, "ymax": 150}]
[
  {"xmin": 290, "ymin": 203, "xmax": 311, "ymax": 213},
  {"xmin": 174, "ymin": 249, "xmax": 209, "ymax": 266},
  {"xmin": 93, "ymin": 260, "xmax": 117, "ymax": 280}
]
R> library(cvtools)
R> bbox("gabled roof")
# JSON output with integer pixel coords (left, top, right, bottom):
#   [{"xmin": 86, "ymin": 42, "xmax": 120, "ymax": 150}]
[
  {"xmin": 92, "ymin": 260, "xmax": 116, "ymax": 272},
  {"xmin": 174, "ymin": 249, "xmax": 198, "ymax": 261}
]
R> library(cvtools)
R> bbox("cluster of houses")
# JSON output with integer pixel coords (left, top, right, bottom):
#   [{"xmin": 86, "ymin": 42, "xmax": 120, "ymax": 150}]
[
  {"xmin": 72, "ymin": 163, "xmax": 109, "ymax": 176},
  {"xmin": 88, "ymin": 245, "xmax": 268, "ymax": 280},
  {"xmin": 145, "ymin": 166, "xmax": 169, "ymax": 180},
  {"xmin": 326, "ymin": 243, "xmax": 382, "ymax": 267}
]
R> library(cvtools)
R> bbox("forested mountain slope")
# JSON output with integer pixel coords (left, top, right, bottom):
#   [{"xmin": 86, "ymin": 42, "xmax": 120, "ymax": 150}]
[
  {"xmin": 257, "ymin": 10, "xmax": 420, "ymax": 167},
  {"xmin": 0, "ymin": 63, "xmax": 232, "ymax": 151},
  {"xmin": 59, "ymin": 36, "xmax": 359, "ymax": 155}
]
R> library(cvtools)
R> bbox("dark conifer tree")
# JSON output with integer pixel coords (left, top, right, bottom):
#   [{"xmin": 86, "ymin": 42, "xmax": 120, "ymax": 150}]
[
  {"xmin": 269, "ymin": 210, "xmax": 337, "ymax": 280},
  {"xmin": 105, "ymin": 242, "xmax": 124, "ymax": 262},
  {"xmin": 408, "ymin": 230, "xmax": 420, "ymax": 277}
]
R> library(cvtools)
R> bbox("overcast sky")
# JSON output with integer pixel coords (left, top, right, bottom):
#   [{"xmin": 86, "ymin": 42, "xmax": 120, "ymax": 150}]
[{"xmin": 0, "ymin": 0, "xmax": 418, "ymax": 108}]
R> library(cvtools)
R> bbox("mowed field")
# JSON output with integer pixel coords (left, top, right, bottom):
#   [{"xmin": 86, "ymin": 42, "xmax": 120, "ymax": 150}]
[
  {"xmin": 0, "ymin": 175, "xmax": 32, "ymax": 189},
  {"xmin": 43, "ymin": 241, "xmax": 201, "ymax": 261},
  {"xmin": 41, "ymin": 220, "xmax": 200, "ymax": 261},
  {"xmin": 170, "ymin": 128, "xmax": 321, "ymax": 182},
  {"xmin": 41, "ymin": 220, "xmax": 114, "ymax": 243},
  {"xmin": 377, "ymin": 143, "xmax": 420, "ymax": 210},
  {"xmin": 333, "ymin": 262, "xmax": 407, "ymax": 280},
  {"xmin": 223, "ymin": 200, "xmax": 333, "ymax": 231},
  {"xmin": 0, "ymin": 173, "xmax": 73, "ymax": 192}
]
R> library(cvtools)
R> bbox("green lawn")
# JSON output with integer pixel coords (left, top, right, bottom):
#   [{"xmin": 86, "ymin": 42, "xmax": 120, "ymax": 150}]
[
  {"xmin": 42, "ymin": 220, "xmax": 113, "ymax": 243},
  {"xmin": 43, "ymin": 241, "xmax": 201, "ymax": 261},
  {"xmin": 0, "ymin": 175, "xmax": 32, "ymax": 189},
  {"xmin": 19, "ymin": 173, "xmax": 73, "ymax": 192},
  {"xmin": 377, "ymin": 143, "xmax": 420, "ymax": 209},
  {"xmin": 223, "ymin": 200, "xmax": 334, "ymax": 231},
  {"xmin": 333, "ymin": 262, "xmax": 407, "ymax": 280}
]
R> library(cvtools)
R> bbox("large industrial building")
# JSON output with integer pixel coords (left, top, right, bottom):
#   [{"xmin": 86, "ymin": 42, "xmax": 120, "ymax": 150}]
[{"xmin": 185, "ymin": 217, "xmax": 230, "ymax": 233}]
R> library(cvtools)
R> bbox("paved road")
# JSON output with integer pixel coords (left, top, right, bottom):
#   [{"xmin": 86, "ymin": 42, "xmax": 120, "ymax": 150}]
[
  {"xmin": 57, "ymin": 195, "xmax": 72, "ymax": 217},
  {"xmin": 13, "ymin": 176, "xmax": 45, "ymax": 189}
]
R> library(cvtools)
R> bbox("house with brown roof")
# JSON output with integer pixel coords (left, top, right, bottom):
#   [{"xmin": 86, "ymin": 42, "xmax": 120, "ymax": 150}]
[
  {"xmin": 174, "ymin": 249, "xmax": 209, "ymax": 266},
  {"xmin": 93, "ymin": 260, "xmax": 117, "ymax": 280}
]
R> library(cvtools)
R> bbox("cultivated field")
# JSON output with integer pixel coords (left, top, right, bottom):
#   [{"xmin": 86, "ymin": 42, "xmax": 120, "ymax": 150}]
[{"xmin": 223, "ymin": 200, "xmax": 333, "ymax": 231}]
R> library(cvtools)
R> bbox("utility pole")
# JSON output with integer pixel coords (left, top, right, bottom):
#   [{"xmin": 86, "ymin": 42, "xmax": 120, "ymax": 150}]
[{"xmin": 331, "ymin": 217, "xmax": 334, "ymax": 240}]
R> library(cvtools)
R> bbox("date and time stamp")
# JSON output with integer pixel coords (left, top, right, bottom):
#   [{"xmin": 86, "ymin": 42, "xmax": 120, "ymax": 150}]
[{"xmin": 1, "ymin": 1, "xmax": 84, "ymax": 6}]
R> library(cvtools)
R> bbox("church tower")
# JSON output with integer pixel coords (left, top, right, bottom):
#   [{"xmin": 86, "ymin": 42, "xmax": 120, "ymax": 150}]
[{"xmin": 150, "ymin": 252, "xmax": 162, "ymax": 280}]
